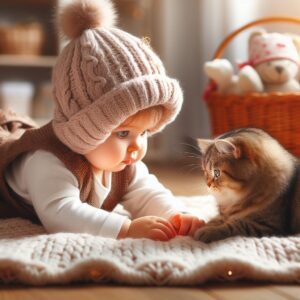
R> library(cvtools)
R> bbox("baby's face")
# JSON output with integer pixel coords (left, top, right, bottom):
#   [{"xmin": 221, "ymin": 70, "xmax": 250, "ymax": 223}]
[{"xmin": 84, "ymin": 114, "xmax": 156, "ymax": 172}]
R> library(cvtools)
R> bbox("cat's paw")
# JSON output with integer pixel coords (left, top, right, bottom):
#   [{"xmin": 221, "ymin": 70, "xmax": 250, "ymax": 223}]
[
  {"xmin": 207, "ymin": 217, "xmax": 224, "ymax": 226},
  {"xmin": 194, "ymin": 226, "xmax": 225, "ymax": 243}
]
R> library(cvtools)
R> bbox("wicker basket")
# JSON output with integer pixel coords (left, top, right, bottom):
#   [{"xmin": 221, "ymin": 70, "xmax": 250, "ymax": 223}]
[
  {"xmin": 0, "ymin": 22, "xmax": 44, "ymax": 56},
  {"xmin": 204, "ymin": 16, "xmax": 300, "ymax": 157}
]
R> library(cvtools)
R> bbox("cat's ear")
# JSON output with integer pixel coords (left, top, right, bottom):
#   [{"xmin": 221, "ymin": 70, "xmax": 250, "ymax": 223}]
[
  {"xmin": 197, "ymin": 139, "xmax": 214, "ymax": 154},
  {"xmin": 215, "ymin": 139, "xmax": 241, "ymax": 159}
]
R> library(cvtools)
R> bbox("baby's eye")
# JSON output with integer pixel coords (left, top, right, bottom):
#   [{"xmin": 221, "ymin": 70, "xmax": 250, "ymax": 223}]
[
  {"xmin": 214, "ymin": 169, "xmax": 221, "ymax": 178},
  {"xmin": 117, "ymin": 131, "xmax": 129, "ymax": 138},
  {"xmin": 141, "ymin": 130, "xmax": 148, "ymax": 136}
]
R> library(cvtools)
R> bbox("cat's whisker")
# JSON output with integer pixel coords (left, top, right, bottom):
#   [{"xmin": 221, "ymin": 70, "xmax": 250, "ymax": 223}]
[
  {"xmin": 179, "ymin": 163, "xmax": 203, "ymax": 174},
  {"xmin": 177, "ymin": 163, "xmax": 197, "ymax": 173},
  {"xmin": 188, "ymin": 165, "xmax": 203, "ymax": 173},
  {"xmin": 182, "ymin": 151, "xmax": 202, "ymax": 159},
  {"xmin": 177, "ymin": 163, "xmax": 193, "ymax": 172},
  {"xmin": 182, "ymin": 150, "xmax": 201, "ymax": 155},
  {"xmin": 182, "ymin": 154, "xmax": 201, "ymax": 160},
  {"xmin": 180, "ymin": 142, "xmax": 202, "ymax": 153}
]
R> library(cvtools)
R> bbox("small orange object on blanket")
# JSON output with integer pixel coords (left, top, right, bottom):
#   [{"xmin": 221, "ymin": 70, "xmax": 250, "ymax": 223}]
[{"xmin": 170, "ymin": 214, "xmax": 181, "ymax": 232}]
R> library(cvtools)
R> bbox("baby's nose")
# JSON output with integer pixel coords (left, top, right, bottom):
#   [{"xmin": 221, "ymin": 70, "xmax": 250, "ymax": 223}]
[
  {"xmin": 128, "ymin": 144, "xmax": 140, "ymax": 153},
  {"xmin": 127, "ymin": 145, "xmax": 139, "ymax": 160}
]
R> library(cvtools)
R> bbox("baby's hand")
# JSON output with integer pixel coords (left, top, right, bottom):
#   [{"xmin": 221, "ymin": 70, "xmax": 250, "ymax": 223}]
[
  {"xmin": 119, "ymin": 216, "xmax": 177, "ymax": 241},
  {"xmin": 169, "ymin": 213, "xmax": 205, "ymax": 237}
]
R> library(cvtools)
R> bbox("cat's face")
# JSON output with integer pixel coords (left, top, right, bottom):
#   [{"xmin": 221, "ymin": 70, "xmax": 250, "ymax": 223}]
[
  {"xmin": 197, "ymin": 133, "xmax": 258, "ymax": 211},
  {"xmin": 197, "ymin": 128, "xmax": 296, "ymax": 222}
]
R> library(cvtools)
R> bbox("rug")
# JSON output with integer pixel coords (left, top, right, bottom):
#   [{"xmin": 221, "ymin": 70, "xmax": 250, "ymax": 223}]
[{"xmin": 0, "ymin": 196, "xmax": 299, "ymax": 285}]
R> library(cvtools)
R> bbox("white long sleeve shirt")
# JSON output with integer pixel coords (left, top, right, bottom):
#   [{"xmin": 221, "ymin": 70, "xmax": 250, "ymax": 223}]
[{"xmin": 5, "ymin": 150, "xmax": 185, "ymax": 238}]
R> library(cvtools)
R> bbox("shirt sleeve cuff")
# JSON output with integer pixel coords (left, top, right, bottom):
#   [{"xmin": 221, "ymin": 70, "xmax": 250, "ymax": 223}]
[{"xmin": 98, "ymin": 213, "xmax": 129, "ymax": 239}]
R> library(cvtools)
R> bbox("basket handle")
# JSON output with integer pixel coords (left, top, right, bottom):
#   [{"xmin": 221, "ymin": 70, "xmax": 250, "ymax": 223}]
[{"xmin": 213, "ymin": 16, "xmax": 300, "ymax": 59}]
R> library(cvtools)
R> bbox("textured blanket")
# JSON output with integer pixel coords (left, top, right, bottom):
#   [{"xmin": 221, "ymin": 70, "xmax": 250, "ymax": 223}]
[{"xmin": 0, "ymin": 196, "xmax": 299, "ymax": 285}]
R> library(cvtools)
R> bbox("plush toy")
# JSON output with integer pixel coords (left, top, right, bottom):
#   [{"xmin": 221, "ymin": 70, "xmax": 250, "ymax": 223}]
[
  {"xmin": 204, "ymin": 58, "xmax": 263, "ymax": 95},
  {"xmin": 204, "ymin": 30, "xmax": 300, "ymax": 95},
  {"xmin": 248, "ymin": 30, "xmax": 300, "ymax": 92}
]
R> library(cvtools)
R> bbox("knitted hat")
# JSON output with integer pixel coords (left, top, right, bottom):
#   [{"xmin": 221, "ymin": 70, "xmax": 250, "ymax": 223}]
[
  {"xmin": 249, "ymin": 32, "xmax": 300, "ymax": 67},
  {"xmin": 52, "ymin": 0, "xmax": 183, "ymax": 154}
]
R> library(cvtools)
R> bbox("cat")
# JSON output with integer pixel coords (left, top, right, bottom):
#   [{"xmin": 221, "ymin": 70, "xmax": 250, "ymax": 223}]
[{"xmin": 194, "ymin": 128, "xmax": 300, "ymax": 243}]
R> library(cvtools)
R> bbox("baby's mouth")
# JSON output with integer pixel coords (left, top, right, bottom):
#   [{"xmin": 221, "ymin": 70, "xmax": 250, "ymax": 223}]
[
  {"xmin": 123, "ymin": 152, "xmax": 138, "ymax": 165},
  {"xmin": 122, "ymin": 159, "xmax": 132, "ymax": 165}
]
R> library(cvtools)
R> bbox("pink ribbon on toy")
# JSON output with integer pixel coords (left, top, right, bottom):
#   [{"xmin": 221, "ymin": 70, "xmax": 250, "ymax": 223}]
[{"xmin": 236, "ymin": 60, "xmax": 254, "ymax": 69}]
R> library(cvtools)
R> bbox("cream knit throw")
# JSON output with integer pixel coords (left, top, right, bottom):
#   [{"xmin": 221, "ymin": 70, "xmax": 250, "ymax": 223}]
[{"xmin": 0, "ymin": 196, "xmax": 299, "ymax": 285}]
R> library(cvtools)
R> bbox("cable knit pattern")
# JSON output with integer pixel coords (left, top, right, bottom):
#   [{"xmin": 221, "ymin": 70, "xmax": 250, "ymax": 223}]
[
  {"xmin": 52, "ymin": 2, "xmax": 183, "ymax": 154},
  {"xmin": 0, "ymin": 198, "xmax": 299, "ymax": 286}
]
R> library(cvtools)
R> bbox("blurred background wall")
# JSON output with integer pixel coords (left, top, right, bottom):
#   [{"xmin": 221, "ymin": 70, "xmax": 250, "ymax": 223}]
[{"xmin": 1, "ymin": 0, "xmax": 300, "ymax": 162}]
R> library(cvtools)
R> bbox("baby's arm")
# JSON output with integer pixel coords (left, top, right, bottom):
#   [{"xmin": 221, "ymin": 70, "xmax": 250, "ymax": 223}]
[
  {"xmin": 122, "ymin": 162, "xmax": 205, "ymax": 236},
  {"xmin": 122, "ymin": 161, "xmax": 183, "ymax": 219},
  {"xmin": 9, "ymin": 151, "xmax": 177, "ymax": 241},
  {"xmin": 12, "ymin": 150, "xmax": 128, "ymax": 238}
]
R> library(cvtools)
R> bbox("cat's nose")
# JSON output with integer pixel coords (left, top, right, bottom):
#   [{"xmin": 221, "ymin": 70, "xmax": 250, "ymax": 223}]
[{"xmin": 207, "ymin": 179, "xmax": 213, "ymax": 187}]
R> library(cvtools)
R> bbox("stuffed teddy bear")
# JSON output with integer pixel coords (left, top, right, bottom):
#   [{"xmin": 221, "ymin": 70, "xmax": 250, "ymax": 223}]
[
  {"xmin": 204, "ymin": 29, "xmax": 300, "ymax": 95},
  {"xmin": 248, "ymin": 30, "xmax": 300, "ymax": 92}
]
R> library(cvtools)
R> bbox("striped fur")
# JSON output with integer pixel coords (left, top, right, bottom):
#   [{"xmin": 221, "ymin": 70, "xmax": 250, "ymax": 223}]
[{"xmin": 195, "ymin": 128, "xmax": 300, "ymax": 243}]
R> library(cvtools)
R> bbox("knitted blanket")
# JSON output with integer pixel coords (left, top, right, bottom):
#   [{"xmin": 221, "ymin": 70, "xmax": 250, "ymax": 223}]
[{"xmin": 0, "ymin": 196, "xmax": 299, "ymax": 285}]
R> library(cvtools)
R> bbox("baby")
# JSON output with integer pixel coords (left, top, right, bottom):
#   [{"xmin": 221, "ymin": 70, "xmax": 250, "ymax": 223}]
[{"xmin": 0, "ymin": 0, "xmax": 204, "ymax": 241}]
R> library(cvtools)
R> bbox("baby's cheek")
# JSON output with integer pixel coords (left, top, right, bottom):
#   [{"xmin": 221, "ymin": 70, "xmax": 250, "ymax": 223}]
[
  {"xmin": 97, "ymin": 146, "xmax": 123, "ymax": 168},
  {"xmin": 136, "ymin": 141, "xmax": 147, "ymax": 161},
  {"xmin": 139, "ymin": 146, "xmax": 147, "ymax": 160},
  {"xmin": 111, "ymin": 146, "xmax": 126, "ymax": 162}
]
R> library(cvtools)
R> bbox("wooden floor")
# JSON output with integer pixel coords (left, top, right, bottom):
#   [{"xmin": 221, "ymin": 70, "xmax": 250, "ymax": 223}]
[
  {"xmin": 0, "ymin": 162, "xmax": 299, "ymax": 299},
  {"xmin": 1, "ymin": 283, "xmax": 300, "ymax": 300}
]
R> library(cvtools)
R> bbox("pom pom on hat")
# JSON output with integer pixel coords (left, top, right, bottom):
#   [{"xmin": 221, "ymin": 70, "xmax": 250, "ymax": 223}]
[{"xmin": 57, "ymin": 0, "xmax": 117, "ymax": 39}]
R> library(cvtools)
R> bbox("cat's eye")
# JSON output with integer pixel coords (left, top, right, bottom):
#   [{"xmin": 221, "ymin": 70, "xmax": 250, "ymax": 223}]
[{"xmin": 214, "ymin": 169, "xmax": 221, "ymax": 178}]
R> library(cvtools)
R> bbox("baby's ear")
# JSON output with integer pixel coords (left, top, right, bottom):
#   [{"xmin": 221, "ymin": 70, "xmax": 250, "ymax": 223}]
[
  {"xmin": 215, "ymin": 139, "xmax": 241, "ymax": 159},
  {"xmin": 197, "ymin": 139, "xmax": 214, "ymax": 154}
]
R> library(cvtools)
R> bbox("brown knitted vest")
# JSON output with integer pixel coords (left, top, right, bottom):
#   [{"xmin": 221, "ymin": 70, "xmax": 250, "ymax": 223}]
[{"xmin": 0, "ymin": 110, "xmax": 133, "ymax": 223}]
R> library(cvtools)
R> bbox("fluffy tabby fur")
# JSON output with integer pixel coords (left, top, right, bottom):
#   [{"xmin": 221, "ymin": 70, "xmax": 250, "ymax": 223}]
[{"xmin": 195, "ymin": 128, "xmax": 300, "ymax": 243}]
